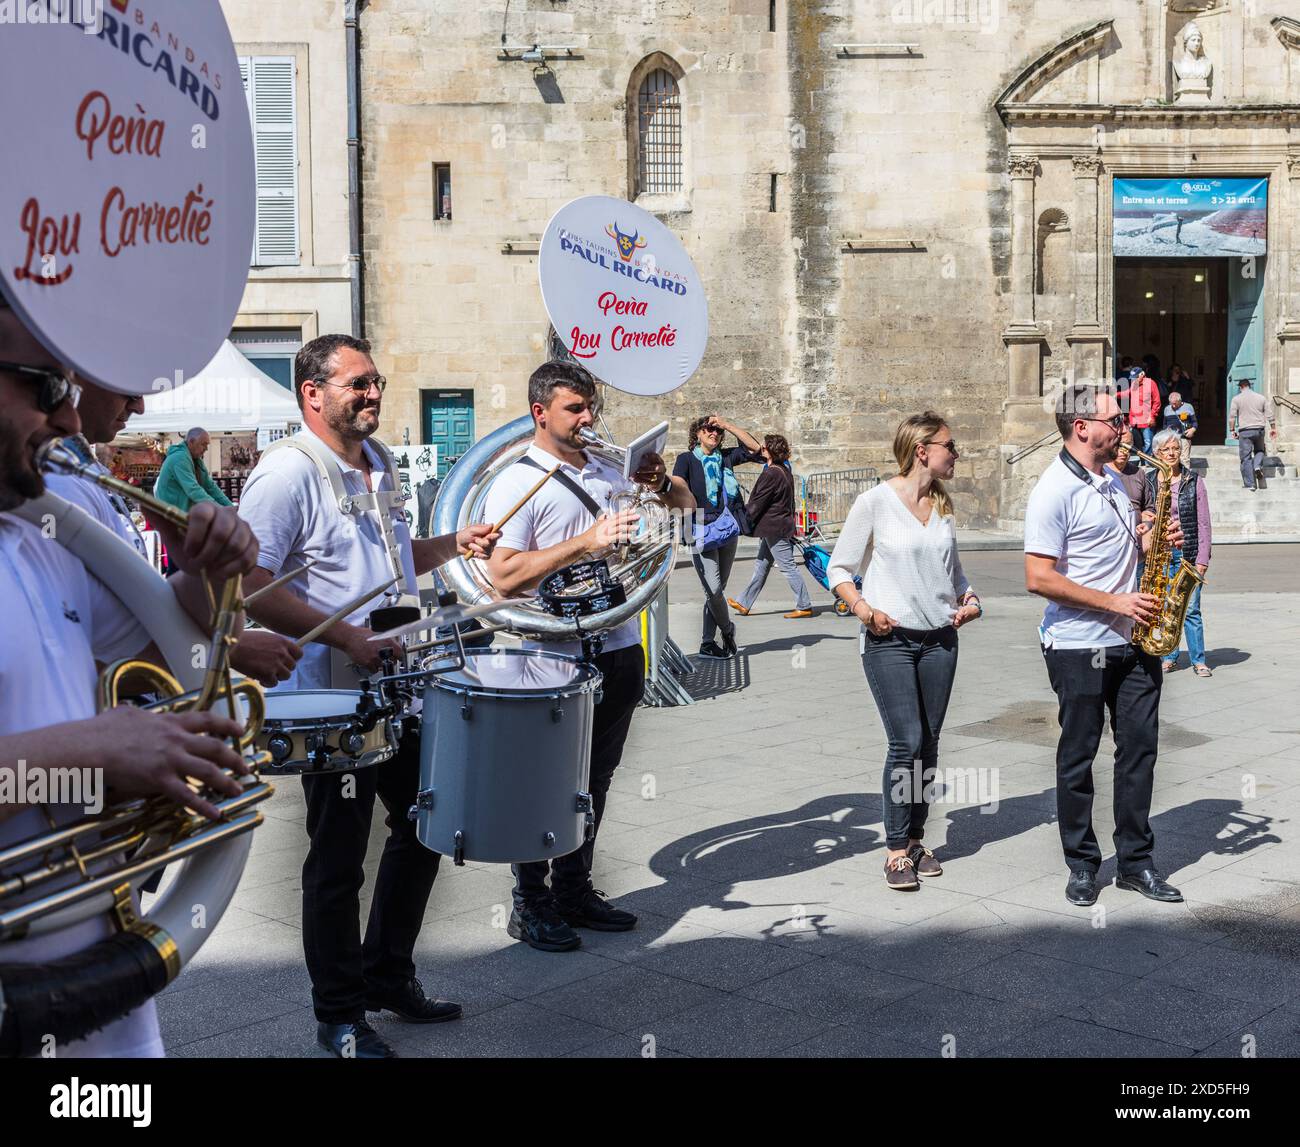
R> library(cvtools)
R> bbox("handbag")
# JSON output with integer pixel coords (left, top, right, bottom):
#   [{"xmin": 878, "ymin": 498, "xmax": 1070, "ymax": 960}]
[{"xmin": 693, "ymin": 504, "xmax": 740, "ymax": 552}]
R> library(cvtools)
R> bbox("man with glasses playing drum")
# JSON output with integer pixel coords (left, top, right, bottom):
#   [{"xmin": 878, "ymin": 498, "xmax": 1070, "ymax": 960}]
[
  {"xmin": 237, "ymin": 334, "xmax": 498, "ymax": 1059},
  {"xmin": 483, "ymin": 361, "xmax": 695, "ymax": 952}
]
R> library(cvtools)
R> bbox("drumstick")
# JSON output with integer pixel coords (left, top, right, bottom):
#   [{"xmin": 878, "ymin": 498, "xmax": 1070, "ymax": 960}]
[
  {"xmin": 243, "ymin": 558, "xmax": 318, "ymax": 606},
  {"xmin": 299, "ymin": 576, "xmax": 400, "ymax": 645},
  {"xmin": 460, "ymin": 463, "xmax": 560, "ymax": 557}
]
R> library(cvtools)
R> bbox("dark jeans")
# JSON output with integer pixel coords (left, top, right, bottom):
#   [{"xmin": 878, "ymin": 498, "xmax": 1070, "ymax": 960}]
[
  {"xmin": 301, "ymin": 726, "xmax": 439, "ymax": 1023},
  {"xmin": 691, "ymin": 538, "xmax": 738, "ymax": 644},
  {"xmin": 861, "ymin": 625, "xmax": 959, "ymax": 849},
  {"xmin": 1238, "ymin": 428, "xmax": 1266, "ymax": 489},
  {"xmin": 512, "ymin": 644, "xmax": 646, "ymax": 909},
  {"xmin": 1042, "ymin": 643, "xmax": 1162, "ymax": 876}
]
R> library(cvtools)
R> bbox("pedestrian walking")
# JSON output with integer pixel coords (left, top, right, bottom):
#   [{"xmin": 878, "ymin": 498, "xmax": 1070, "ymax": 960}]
[
  {"xmin": 1118, "ymin": 367, "xmax": 1161, "ymax": 458},
  {"xmin": 1147, "ymin": 429, "xmax": 1212, "ymax": 677},
  {"xmin": 154, "ymin": 426, "xmax": 233, "ymax": 513},
  {"xmin": 1229, "ymin": 379, "xmax": 1276, "ymax": 491},
  {"xmin": 1162, "ymin": 391, "xmax": 1198, "ymax": 467},
  {"xmin": 673, "ymin": 413, "xmax": 763, "ymax": 659},
  {"xmin": 827, "ymin": 412, "xmax": 982, "ymax": 891},
  {"xmin": 728, "ymin": 434, "xmax": 814, "ymax": 619}
]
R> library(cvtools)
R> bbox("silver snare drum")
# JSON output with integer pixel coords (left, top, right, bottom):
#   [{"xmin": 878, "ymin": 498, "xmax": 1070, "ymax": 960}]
[
  {"xmin": 257, "ymin": 689, "xmax": 398, "ymax": 776},
  {"xmin": 415, "ymin": 648, "xmax": 603, "ymax": 864}
]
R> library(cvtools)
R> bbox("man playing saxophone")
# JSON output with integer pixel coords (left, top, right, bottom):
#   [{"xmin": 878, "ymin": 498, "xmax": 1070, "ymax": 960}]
[
  {"xmin": 1024, "ymin": 384, "xmax": 1185, "ymax": 909},
  {"xmin": 0, "ymin": 298, "xmax": 261, "ymax": 1056}
]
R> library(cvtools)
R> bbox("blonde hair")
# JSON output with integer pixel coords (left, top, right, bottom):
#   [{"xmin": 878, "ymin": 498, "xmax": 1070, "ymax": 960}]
[{"xmin": 893, "ymin": 411, "xmax": 954, "ymax": 517}]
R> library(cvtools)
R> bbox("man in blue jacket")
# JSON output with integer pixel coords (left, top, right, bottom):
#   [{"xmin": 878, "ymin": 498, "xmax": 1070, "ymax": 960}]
[{"xmin": 155, "ymin": 427, "xmax": 233, "ymax": 512}]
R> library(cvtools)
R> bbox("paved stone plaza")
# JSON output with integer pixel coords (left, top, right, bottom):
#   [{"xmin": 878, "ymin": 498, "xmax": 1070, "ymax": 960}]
[{"xmin": 160, "ymin": 546, "xmax": 1300, "ymax": 1058}]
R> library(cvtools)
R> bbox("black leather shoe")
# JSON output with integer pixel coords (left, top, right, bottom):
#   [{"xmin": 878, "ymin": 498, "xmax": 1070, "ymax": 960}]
[
  {"xmin": 507, "ymin": 901, "xmax": 582, "ymax": 952},
  {"xmin": 1065, "ymin": 869, "xmax": 1099, "ymax": 906},
  {"xmin": 316, "ymin": 1020, "xmax": 399, "ymax": 1059},
  {"xmin": 365, "ymin": 977, "xmax": 462, "ymax": 1024},
  {"xmin": 1115, "ymin": 868, "xmax": 1183, "ymax": 902},
  {"xmin": 556, "ymin": 888, "xmax": 638, "ymax": 932}
]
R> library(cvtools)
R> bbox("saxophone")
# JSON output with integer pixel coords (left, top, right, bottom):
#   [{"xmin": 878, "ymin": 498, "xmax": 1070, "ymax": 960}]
[{"xmin": 1131, "ymin": 450, "xmax": 1205, "ymax": 658}]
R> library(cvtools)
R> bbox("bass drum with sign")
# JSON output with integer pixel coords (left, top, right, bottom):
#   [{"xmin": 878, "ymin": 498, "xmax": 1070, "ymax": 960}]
[{"xmin": 414, "ymin": 648, "xmax": 603, "ymax": 865}]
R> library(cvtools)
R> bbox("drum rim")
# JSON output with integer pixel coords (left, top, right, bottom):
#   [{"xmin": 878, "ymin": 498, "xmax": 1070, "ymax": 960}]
[{"xmin": 424, "ymin": 645, "xmax": 603, "ymax": 699}]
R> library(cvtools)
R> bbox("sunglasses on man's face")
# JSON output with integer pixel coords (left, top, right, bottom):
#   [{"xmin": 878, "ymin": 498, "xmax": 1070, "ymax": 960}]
[
  {"xmin": 313, "ymin": 374, "xmax": 387, "ymax": 396},
  {"xmin": 0, "ymin": 360, "xmax": 81, "ymax": 413},
  {"xmin": 1079, "ymin": 414, "xmax": 1126, "ymax": 431}
]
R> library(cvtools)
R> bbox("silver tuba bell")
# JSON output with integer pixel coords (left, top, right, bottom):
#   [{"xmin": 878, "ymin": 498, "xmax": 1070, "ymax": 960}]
[{"xmin": 433, "ymin": 415, "xmax": 678, "ymax": 641}]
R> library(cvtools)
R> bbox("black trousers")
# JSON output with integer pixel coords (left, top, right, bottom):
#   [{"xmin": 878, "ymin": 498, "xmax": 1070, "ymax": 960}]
[
  {"xmin": 512, "ymin": 644, "xmax": 646, "ymax": 909},
  {"xmin": 1043, "ymin": 643, "xmax": 1162, "ymax": 876},
  {"xmin": 301, "ymin": 726, "xmax": 439, "ymax": 1023}
]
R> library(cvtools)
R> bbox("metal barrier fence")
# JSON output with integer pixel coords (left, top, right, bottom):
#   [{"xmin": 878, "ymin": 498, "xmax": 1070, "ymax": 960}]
[{"xmin": 799, "ymin": 466, "xmax": 880, "ymax": 533}]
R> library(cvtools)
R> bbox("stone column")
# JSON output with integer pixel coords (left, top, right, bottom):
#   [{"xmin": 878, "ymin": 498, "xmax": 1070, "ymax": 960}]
[
  {"xmin": 1002, "ymin": 154, "xmax": 1046, "ymax": 404},
  {"xmin": 1068, "ymin": 154, "xmax": 1106, "ymax": 384}
]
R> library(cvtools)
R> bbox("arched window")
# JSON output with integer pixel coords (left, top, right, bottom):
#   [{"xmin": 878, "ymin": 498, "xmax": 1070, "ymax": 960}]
[{"xmin": 636, "ymin": 67, "xmax": 682, "ymax": 195}]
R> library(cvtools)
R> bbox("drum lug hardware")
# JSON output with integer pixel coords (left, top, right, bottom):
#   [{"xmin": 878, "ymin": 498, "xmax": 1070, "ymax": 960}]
[
  {"xmin": 551, "ymin": 703, "xmax": 564, "ymax": 723},
  {"xmin": 414, "ymin": 788, "xmax": 435, "ymax": 811},
  {"xmin": 543, "ymin": 832, "xmax": 556, "ymax": 849},
  {"xmin": 460, "ymin": 692, "xmax": 472, "ymax": 721},
  {"xmin": 583, "ymin": 813, "xmax": 595, "ymax": 843},
  {"xmin": 453, "ymin": 830, "xmax": 465, "ymax": 866},
  {"xmin": 575, "ymin": 792, "xmax": 592, "ymax": 814}
]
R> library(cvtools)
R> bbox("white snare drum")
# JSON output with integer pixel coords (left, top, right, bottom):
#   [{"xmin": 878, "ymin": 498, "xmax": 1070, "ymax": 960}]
[
  {"xmin": 415, "ymin": 649, "xmax": 603, "ymax": 864},
  {"xmin": 257, "ymin": 689, "xmax": 398, "ymax": 776}
]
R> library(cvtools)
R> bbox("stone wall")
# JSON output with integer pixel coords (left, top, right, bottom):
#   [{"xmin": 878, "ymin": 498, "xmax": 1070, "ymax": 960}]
[{"xmin": 351, "ymin": 0, "xmax": 1299, "ymax": 526}]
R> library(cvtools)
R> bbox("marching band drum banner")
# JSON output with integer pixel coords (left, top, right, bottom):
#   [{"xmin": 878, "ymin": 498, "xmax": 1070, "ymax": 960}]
[
  {"xmin": 0, "ymin": 0, "xmax": 256, "ymax": 396},
  {"xmin": 538, "ymin": 195, "xmax": 708, "ymax": 396},
  {"xmin": 1113, "ymin": 177, "xmax": 1268, "ymax": 258}
]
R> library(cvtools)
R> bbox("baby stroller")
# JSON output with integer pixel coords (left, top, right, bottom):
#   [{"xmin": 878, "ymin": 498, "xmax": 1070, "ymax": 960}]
[{"xmin": 795, "ymin": 526, "xmax": 860, "ymax": 617}]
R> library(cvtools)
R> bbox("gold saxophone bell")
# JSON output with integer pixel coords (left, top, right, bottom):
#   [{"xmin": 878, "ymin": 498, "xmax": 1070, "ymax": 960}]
[{"xmin": 1131, "ymin": 449, "xmax": 1206, "ymax": 658}]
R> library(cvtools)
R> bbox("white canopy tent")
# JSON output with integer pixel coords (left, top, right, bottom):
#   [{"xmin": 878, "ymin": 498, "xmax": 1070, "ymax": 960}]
[{"xmin": 123, "ymin": 339, "xmax": 300, "ymax": 437}]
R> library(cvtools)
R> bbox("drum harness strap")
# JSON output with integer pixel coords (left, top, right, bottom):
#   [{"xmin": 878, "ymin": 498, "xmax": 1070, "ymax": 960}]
[{"xmin": 515, "ymin": 456, "xmax": 611, "ymax": 660}]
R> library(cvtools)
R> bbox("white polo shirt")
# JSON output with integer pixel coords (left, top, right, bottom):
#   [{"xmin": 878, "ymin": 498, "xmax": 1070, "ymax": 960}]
[
  {"xmin": 0, "ymin": 512, "xmax": 162, "ymax": 1058},
  {"xmin": 482, "ymin": 441, "xmax": 641, "ymax": 655},
  {"xmin": 45, "ymin": 467, "xmax": 149, "ymax": 561},
  {"xmin": 1024, "ymin": 454, "xmax": 1139, "ymax": 649},
  {"xmin": 237, "ymin": 428, "xmax": 419, "ymax": 691}
]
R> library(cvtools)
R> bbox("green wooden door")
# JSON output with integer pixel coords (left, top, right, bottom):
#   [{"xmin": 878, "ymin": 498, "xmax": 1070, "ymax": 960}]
[
  {"xmin": 420, "ymin": 389, "xmax": 475, "ymax": 478},
  {"xmin": 1226, "ymin": 257, "xmax": 1265, "ymax": 445}
]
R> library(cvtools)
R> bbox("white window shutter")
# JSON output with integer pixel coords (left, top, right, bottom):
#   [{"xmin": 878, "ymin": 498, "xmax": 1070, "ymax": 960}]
[{"xmin": 240, "ymin": 56, "xmax": 299, "ymax": 267}]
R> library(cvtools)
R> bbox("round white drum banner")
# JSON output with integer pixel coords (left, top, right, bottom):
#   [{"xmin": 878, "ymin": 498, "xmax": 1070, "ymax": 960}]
[
  {"xmin": 539, "ymin": 196, "xmax": 708, "ymax": 396},
  {"xmin": 0, "ymin": 0, "xmax": 255, "ymax": 396}
]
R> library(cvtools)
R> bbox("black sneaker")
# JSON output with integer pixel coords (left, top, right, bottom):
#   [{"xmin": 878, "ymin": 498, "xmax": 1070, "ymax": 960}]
[
  {"xmin": 507, "ymin": 901, "xmax": 581, "ymax": 952},
  {"xmin": 365, "ymin": 977, "xmax": 462, "ymax": 1024},
  {"xmin": 698, "ymin": 641, "xmax": 728, "ymax": 659},
  {"xmin": 721, "ymin": 629, "xmax": 739, "ymax": 657},
  {"xmin": 556, "ymin": 888, "xmax": 637, "ymax": 932}
]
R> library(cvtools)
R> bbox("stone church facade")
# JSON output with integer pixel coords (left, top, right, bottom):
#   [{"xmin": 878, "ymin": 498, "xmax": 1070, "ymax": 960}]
[{"xmin": 335, "ymin": 2, "xmax": 1300, "ymax": 524}]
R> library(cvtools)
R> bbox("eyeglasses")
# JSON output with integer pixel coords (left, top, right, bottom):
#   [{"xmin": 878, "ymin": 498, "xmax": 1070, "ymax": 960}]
[
  {"xmin": 312, "ymin": 374, "xmax": 387, "ymax": 396},
  {"xmin": 926, "ymin": 439, "xmax": 959, "ymax": 455},
  {"xmin": 0, "ymin": 360, "xmax": 81, "ymax": 412},
  {"xmin": 1079, "ymin": 415, "xmax": 1126, "ymax": 430}
]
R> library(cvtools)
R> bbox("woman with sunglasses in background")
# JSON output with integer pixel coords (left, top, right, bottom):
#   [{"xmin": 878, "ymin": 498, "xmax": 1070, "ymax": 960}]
[
  {"xmin": 673, "ymin": 413, "xmax": 763, "ymax": 659},
  {"xmin": 828, "ymin": 411, "xmax": 981, "ymax": 891}
]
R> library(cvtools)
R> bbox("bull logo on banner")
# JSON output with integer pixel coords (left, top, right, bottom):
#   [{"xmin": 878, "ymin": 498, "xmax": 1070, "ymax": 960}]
[{"xmin": 605, "ymin": 221, "xmax": 648, "ymax": 262}]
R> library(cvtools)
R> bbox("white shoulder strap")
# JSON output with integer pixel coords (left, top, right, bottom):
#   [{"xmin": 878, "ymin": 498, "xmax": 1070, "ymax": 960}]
[{"xmin": 262, "ymin": 435, "xmax": 413, "ymax": 594}]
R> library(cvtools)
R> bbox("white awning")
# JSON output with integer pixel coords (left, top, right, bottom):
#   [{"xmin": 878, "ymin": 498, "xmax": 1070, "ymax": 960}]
[{"xmin": 122, "ymin": 340, "xmax": 300, "ymax": 436}]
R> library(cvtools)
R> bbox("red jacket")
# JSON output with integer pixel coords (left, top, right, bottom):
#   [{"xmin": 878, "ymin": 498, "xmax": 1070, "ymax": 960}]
[{"xmin": 1119, "ymin": 377, "xmax": 1160, "ymax": 428}]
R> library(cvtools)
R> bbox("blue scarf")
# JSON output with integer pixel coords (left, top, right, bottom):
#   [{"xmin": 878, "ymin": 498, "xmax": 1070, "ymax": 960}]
[{"xmin": 694, "ymin": 445, "xmax": 739, "ymax": 508}]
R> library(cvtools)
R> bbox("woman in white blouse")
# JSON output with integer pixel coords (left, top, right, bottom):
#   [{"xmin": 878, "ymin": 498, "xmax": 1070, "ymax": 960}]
[{"xmin": 828, "ymin": 412, "xmax": 982, "ymax": 891}]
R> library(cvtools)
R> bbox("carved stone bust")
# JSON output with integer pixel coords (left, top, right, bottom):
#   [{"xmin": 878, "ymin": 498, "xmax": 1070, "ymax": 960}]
[{"xmin": 1172, "ymin": 21, "xmax": 1212, "ymax": 103}]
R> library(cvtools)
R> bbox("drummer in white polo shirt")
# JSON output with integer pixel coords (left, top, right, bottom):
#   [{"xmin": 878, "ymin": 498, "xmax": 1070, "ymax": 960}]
[
  {"xmin": 1024, "ymin": 383, "xmax": 1184, "ymax": 911},
  {"xmin": 0, "ymin": 298, "xmax": 258, "ymax": 1058},
  {"xmin": 237, "ymin": 333, "xmax": 497, "ymax": 1060},
  {"xmin": 484, "ymin": 361, "xmax": 695, "ymax": 953}
]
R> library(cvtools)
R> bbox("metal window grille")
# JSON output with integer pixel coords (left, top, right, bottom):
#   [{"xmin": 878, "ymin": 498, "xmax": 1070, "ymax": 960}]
[{"xmin": 638, "ymin": 69, "xmax": 682, "ymax": 195}]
